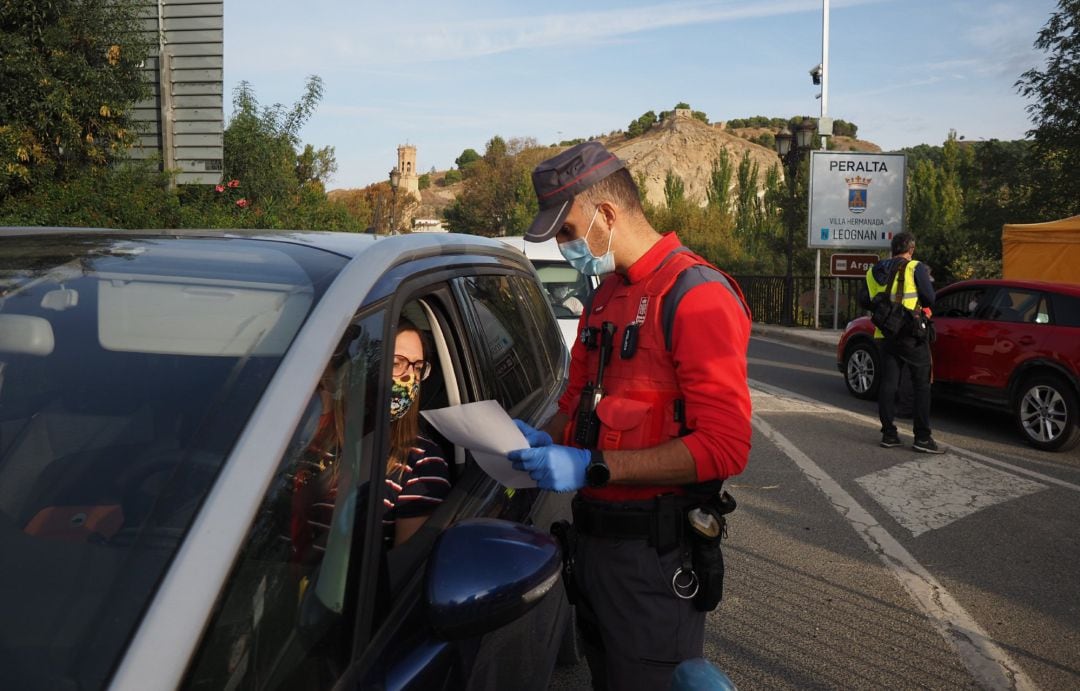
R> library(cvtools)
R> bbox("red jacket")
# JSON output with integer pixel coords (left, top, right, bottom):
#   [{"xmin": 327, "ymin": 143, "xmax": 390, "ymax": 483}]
[{"xmin": 559, "ymin": 233, "xmax": 752, "ymax": 502}]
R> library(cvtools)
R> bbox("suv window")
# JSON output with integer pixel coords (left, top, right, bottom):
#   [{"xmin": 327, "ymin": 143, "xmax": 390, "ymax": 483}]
[
  {"xmin": 459, "ymin": 274, "xmax": 560, "ymax": 416},
  {"xmin": 987, "ymin": 288, "xmax": 1044, "ymax": 324},
  {"xmin": 183, "ymin": 311, "xmax": 385, "ymax": 691},
  {"xmin": 936, "ymin": 287, "xmax": 989, "ymax": 318},
  {"xmin": 1050, "ymin": 292, "xmax": 1080, "ymax": 327}
]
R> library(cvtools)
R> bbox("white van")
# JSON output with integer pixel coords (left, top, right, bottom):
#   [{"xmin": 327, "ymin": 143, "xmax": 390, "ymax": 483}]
[{"xmin": 497, "ymin": 237, "xmax": 597, "ymax": 350}]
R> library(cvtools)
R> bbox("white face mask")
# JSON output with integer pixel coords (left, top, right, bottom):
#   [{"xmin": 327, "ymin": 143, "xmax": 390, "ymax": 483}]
[{"xmin": 557, "ymin": 206, "xmax": 615, "ymax": 276}]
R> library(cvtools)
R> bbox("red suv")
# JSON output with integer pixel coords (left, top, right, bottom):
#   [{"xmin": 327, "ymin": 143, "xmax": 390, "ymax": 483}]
[{"xmin": 837, "ymin": 279, "xmax": 1080, "ymax": 452}]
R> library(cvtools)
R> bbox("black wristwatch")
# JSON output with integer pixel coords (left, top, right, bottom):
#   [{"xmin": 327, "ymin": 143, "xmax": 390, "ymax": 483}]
[{"xmin": 585, "ymin": 449, "xmax": 610, "ymax": 488}]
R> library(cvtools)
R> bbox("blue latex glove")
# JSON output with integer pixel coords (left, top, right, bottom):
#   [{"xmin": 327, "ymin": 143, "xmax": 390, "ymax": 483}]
[
  {"xmin": 513, "ymin": 419, "xmax": 552, "ymax": 448},
  {"xmin": 508, "ymin": 444, "xmax": 589, "ymax": 492}
]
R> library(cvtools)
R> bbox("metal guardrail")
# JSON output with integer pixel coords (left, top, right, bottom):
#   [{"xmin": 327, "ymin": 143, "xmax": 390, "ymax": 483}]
[{"xmin": 732, "ymin": 275, "xmax": 867, "ymax": 328}]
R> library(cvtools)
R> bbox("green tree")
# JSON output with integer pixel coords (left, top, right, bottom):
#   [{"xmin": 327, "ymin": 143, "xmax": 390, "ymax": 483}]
[
  {"xmin": 706, "ymin": 150, "xmax": 733, "ymax": 214},
  {"xmin": 443, "ymin": 137, "xmax": 546, "ymax": 236},
  {"xmin": 418, "ymin": 173, "xmax": 431, "ymax": 191},
  {"xmin": 626, "ymin": 110, "xmax": 657, "ymax": 138},
  {"xmin": 735, "ymin": 152, "xmax": 761, "ymax": 235},
  {"xmin": 442, "ymin": 169, "xmax": 462, "ymax": 185},
  {"xmin": 634, "ymin": 170, "xmax": 650, "ymax": 206},
  {"xmin": 0, "ymin": 0, "xmax": 151, "ymax": 197},
  {"xmin": 295, "ymin": 143, "xmax": 337, "ymax": 187},
  {"xmin": 664, "ymin": 170, "xmax": 685, "ymax": 208},
  {"xmin": 223, "ymin": 76, "xmax": 332, "ymax": 204},
  {"xmin": 455, "ymin": 148, "xmax": 480, "ymax": 169},
  {"xmin": 674, "ymin": 102, "xmax": 691, "ymax": 110},
  {"xmin": 1015, "ymin": 0, "xmax": 1080, "ymax": 216}
]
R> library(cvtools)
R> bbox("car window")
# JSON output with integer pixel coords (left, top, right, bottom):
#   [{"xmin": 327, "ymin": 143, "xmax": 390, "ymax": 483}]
[
  {"xmin": 935, "ymin": 287, "xmax": 989, "ymax": 318},
  {"xmin": 0, "ymin": 236, "xmax": 344, "ymax": 691},
  {"xmin": 183, "ymin": 311, "xmax": 385, "ymax": 691},
  {"xmin": 459, "ymin": 274, "xmax": 560, "ymax": 416},
  {"xmin": 986, "ymin": 288, "xmax": 1043, "ymax": 324},
  {"xmin": 534, "ymin": 260, "xmax": 593, "ymax": 319},
  {"xmin": 1049, "ymin": 292, "xmax": 1080, "ymax": 327}
]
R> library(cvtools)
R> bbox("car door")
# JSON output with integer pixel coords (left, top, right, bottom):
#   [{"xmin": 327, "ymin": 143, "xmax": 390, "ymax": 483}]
[
  {"xmin": 181, "ymin": 308, "xmax": 389, "ymax": 691},
  {"xmin": 971, "ymin": 287, "xmax": 1048, "ymax": 394},
  {"xmin": 347, "ymin": 263, "xmax": 569, "ymax": 691},
  {"xmin": 931, "ymin": 285, "xmax": 993, "ymax": 384}
]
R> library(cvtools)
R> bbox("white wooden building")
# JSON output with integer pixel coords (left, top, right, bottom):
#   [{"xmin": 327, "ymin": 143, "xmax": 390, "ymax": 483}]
[{"xmin": 131, "ymin": 1, "xmax": 224, "ymax": 185}]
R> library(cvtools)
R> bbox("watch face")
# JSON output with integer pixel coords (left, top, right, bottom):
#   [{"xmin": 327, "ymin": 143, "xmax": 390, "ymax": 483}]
[{"xmin": 587, "ymin": 460, "xmax": 610, "ymax": 487}]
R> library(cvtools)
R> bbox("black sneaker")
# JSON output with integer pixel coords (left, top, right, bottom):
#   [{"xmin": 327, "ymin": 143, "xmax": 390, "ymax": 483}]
[
  {"xmin": 880, "ymin": 433, "xmax": 902, "ymax": 448},
  {"xmin": 913, "ymin": 438, "xmax": 945, "ymax": 454}
]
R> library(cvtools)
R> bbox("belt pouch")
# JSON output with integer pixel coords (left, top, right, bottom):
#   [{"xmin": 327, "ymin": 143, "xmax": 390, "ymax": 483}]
[{"xmin": 691, "ymin": 532, "xmax": 725, "ymax": 612}]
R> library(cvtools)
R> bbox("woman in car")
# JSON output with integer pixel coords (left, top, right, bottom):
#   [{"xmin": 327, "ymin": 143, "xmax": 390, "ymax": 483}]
[{"xmin": 382, "ymin": 319, "xmax": 451, "ymax": 547}]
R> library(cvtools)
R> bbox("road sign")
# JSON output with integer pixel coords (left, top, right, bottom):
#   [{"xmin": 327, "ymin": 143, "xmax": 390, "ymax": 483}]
[
  {"xmin": 830, "ymin": 253, "xmax": 878, "ymax": 277},
  {"xmin": 808, "ymin": 151, "xmax": 906, "ymax": 250}
]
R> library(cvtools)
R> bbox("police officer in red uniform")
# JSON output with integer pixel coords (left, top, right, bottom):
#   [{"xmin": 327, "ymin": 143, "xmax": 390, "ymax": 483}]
[{"xmin": 508, "ymin": 142, "xmax": 752, "ymax": 690}]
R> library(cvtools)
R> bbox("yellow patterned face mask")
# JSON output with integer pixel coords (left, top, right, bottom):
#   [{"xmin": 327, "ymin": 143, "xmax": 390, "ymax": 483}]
[{"xmin": 389, "ymin": 372, "xmax": 419, "ymax": 421}]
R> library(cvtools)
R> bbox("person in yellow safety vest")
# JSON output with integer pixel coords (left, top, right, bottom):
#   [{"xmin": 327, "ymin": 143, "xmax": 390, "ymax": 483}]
[{"xmin": 858, "ymin": 232, "xmax": 944, "ymax": 454}]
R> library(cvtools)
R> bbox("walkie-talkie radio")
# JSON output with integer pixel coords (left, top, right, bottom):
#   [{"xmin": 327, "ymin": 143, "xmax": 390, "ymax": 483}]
[{"xmin": 575, "ymin": 321, "xmax": 616, "ymax": 448}]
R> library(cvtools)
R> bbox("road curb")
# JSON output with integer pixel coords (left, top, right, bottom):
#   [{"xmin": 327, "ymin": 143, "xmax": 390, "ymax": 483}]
[{"xmin": 750, "ymin": 324, "xmax": 839, "ymax": 354}]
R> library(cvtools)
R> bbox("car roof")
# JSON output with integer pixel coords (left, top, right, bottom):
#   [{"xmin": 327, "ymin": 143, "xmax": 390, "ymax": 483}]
[
  {"xmin": 2, "ymin": 227, "xmax": 526, "ymax": 264},
  {"xmin": 945, "ymin": 278, "xmax": 1080, "ymax": 297},
  {"xmin": 496, "ymin": 236, "xmax": 566, "ymax": 262}
]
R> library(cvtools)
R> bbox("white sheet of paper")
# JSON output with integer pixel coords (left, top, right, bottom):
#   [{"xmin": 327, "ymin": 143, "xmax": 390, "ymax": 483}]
[{"xmin": 421, "ymin": 400, "xmax": 537, "ymax": 489}]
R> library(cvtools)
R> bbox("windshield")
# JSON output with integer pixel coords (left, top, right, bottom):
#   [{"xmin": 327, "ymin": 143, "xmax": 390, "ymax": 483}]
[
  {"xmin": 0, "ymin": 234, "xmax": 345, "ymax": 690},
  {"xmin": 534, "ymin": 261, "xmax": 592, "ymax": 319}
]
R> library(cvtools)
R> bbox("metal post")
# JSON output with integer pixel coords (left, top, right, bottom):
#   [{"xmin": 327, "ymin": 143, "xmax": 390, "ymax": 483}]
[
  {"xmin": 833, "ymin": 278, "xmax": 840, "ymax": 330},
  {"xmin": 783, "ymin": 155, "xmax": 796, "ymax": 326},
  {"xmin": 813, "ymin": 0, "xmax": 831, "ymax": 326},
  {"xmin": 157, "ymin": 0, "xmax": 176, "ymax": 186}
]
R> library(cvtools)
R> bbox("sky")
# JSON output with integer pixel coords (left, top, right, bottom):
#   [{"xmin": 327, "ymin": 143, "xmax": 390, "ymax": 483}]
[{"xmin": 224, "ymin": 0, "xmax": 1057, "ymax": 190}]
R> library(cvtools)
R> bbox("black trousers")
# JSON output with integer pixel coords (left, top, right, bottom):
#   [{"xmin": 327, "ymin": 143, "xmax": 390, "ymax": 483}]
[
  {"xmin": 573, "ymin": 533, "xmax": 705, "ymax": 691},
  {"xmin": 878, "ymin": 336, "xmax": 933, "ymax": 440}
]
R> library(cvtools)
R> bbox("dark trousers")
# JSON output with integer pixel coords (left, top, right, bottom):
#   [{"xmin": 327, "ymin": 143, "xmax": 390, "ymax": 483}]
[
  {"xmin": 573, "ymin": 533, "xmax": 705, "ymax": 691},
  {"xmin": 878, "ymin": 336, "xmax": 932, "ymax": 440}
]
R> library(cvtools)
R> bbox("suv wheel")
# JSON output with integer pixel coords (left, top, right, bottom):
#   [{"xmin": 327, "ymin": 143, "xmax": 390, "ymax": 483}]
[
  {"xmin": 844, "ymin": 341, "xmax": 880, "ymax": 400},
  {"xmin": 1014, "ymin": 374, "xmax": 1080, "ymax": 452}
]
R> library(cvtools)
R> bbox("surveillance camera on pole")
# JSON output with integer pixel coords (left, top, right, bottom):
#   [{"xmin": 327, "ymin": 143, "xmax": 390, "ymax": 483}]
[{"xmin": 809, "ymin": 63, "xmax": 823, "ymax": 86}]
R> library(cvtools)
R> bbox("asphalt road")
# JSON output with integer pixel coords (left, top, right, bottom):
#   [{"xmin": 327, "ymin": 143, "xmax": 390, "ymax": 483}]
[{"xmin": 549, "ymin": 336, "xmax": 1080, "ymax": 690}]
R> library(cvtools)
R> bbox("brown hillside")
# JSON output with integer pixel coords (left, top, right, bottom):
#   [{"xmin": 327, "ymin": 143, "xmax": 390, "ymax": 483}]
[
  {"xmin": 602, "ymin": 116, "xmax": 781, "ymax": 207},
  {"xmin": 329, "ymin": 117, "xmax": 881, "ymax": 215}
]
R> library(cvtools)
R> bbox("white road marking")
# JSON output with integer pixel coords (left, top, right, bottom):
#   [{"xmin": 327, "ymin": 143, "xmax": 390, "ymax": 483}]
[
  {"xmin": 854, "ymin": 456, "xmax": 1047, "ymax": 537},
  {"xmin": 748, "ymin": 378, "xmax": 1080, "ymax": 495},
  {"xmin": 752, "ymin": 413, "xmax": 1039, "ymax": 691}
]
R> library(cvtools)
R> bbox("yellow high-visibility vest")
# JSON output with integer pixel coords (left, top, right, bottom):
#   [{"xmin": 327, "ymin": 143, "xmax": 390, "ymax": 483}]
[{"xmin": 865, "ymin": 259, "xmax": 920, "ymax": 339}]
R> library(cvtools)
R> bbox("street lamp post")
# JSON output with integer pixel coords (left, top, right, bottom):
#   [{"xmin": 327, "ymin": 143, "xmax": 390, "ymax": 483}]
[
  {"xmin": 775, "ymin": 120, "xmax": 817, "ymax": 326},
  {"xmin": 388, "ymin": 166, "xmax": 401, "ymax": 234}
]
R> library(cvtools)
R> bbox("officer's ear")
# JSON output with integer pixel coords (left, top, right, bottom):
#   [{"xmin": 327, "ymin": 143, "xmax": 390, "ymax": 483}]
[{"xmin": 597, "ymin": 201, "xmax": 618, "ymax": 231}]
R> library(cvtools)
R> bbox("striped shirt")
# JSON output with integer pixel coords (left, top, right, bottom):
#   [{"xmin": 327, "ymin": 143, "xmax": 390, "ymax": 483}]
[{"xmin": 382, "ymin": 435, "xmax": 450, "ymax": 527}]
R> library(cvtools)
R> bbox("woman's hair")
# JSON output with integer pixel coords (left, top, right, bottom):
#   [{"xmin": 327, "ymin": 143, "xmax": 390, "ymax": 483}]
[{"xmin": 387, "ymin": 318, "xmax": 424, "ymax": 481}]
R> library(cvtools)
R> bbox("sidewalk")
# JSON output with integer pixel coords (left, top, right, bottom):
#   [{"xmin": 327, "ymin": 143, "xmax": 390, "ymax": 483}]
[{"xmin": 750, "ymin": 323, "xmax": 842, "ymax": 354}]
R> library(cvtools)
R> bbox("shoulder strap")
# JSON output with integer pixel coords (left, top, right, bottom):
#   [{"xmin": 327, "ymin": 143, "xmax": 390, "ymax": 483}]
[
  {"xmin": 661, "ymin": 249, "xmax": 749, "ymax": 351},
  {"xmin": 883, "ymin": 259, "xmax": 907, "ymax": 303}
]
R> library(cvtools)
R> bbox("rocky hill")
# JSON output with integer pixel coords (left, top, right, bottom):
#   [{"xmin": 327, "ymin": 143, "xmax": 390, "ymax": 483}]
[
  {"xmin": 334, "ymin": 115, "xmax": 881, "ymax": 217},
  {"xmin": 600, "ymin": 116, "xmax": 780, "ymax": 206}
]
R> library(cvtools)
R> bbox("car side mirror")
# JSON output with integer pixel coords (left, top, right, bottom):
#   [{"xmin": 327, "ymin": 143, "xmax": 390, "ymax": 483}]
[{"xmin": 425, "ymin": 518, "xmax": 560, "ymax": 640}]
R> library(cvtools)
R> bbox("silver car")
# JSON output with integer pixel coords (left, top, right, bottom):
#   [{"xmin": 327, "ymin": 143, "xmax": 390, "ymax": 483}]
[{"xmin": 0, "ymin": 229, "xmax": 578, "ymax": 690}]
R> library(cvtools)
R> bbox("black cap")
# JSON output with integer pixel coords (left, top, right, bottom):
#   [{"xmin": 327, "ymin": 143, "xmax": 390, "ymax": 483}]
[{"xmin": 525, "ymin": 141, "xmax": 626, "ymax": 242}]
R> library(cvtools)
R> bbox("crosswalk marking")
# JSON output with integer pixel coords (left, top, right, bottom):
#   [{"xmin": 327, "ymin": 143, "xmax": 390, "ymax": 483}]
[{"xmin": 854, "ymin": 455, "xmax": 1047, "ymax": 537}]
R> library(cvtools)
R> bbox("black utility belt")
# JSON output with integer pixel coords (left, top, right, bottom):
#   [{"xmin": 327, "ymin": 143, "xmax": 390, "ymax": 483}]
[{"xmin": 571, "ymin": 494, "xmax": 693, "ymax": 553}]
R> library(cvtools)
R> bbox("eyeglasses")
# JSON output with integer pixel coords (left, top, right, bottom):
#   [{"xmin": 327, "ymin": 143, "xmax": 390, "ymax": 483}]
[{"xmin": 392, "ymin": 354, "xmax": 431, "ymax": 380}]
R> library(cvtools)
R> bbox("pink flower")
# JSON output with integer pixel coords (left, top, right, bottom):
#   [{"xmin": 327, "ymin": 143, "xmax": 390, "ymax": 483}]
[
  {"xmin": 215, "ymin": 184, "xmax": 225, "ymax": 193},
  {"xmin": 236, "ymin": 198, "xmax": 248, "ymax": 208},
  {"xmin": 227, "ymin": 179, "xmax": 240, "ymax": 188}
]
